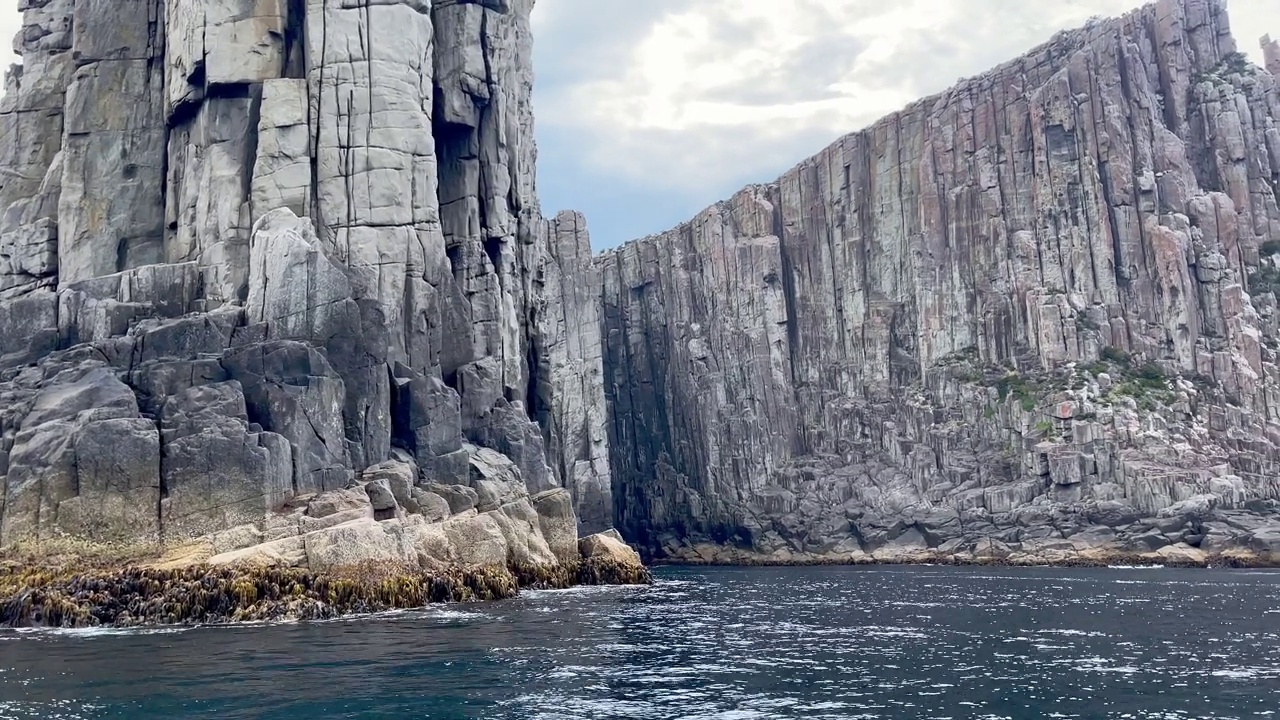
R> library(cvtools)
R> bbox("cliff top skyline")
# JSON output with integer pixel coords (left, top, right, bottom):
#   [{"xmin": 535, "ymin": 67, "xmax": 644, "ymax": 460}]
[{"xmin": 3, "ymin": 1, "xmax": 1276, "ymax": 251}]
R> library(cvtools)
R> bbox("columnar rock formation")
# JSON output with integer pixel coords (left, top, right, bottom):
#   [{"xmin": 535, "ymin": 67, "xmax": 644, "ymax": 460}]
[
  {"xmin": 602, "ymin": 0, "xmax": 1280, "ymax": 563},
  {"xmin": 0, "ymin": 0, "xmax": 613, "ymax": 561},
  {"xmin": 1264, "ymin": 35, "xmax": 1280, "ymax": 76}
]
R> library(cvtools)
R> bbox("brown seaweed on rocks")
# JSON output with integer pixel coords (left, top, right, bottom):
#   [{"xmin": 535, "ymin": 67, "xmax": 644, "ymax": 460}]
[{"xmin": 0, "ymin": 558, "xmax": 647, "ymax": 629}]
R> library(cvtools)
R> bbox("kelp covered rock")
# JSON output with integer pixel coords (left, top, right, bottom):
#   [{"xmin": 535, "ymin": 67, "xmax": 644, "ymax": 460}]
[
  {"xmin": 578, "ymin": 530, "xmax": 652, "ymax": 585},
  {"xmin": 0, "ymin": 562, "xmax": 521, "ymax": 628}
]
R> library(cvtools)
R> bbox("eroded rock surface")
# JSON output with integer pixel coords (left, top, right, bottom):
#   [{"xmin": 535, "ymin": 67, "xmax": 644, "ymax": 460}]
[
  {"xmin": 0, "ymin": 0, "xmax": 613, "ymax": 550},
  {"xmin": 601, "ymin": 0, "xmax": 1280, "ymax": 564}
]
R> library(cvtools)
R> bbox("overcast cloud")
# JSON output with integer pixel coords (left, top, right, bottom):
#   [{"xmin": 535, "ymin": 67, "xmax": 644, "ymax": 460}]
[{"xmin": 3, "ymin": 2, "xmax": 1277, "ymax": 249}]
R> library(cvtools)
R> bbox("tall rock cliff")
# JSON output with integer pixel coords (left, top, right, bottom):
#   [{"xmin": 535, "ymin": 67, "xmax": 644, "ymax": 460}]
[
  {"xmin": 0, "ymin": 0, "xmax": 613, "ymax": 551},
  {"xmin": 601, "ymin": 0, "xmax": 1280, "ymax": 563}
]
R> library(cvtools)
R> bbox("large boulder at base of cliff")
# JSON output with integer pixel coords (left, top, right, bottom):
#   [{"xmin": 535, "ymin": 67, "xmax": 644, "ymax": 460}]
[
  {"xmin": 221, "ymin": 340, "xmax": 352, "ymax": 494},
  {"xmin": 1248, "ymin": 527, "xmax": 1280, "ymax": 557},
  {"xmin": 532, "ymin": 488, "xmax": 579, "ymax": 564},
  {"xmin": 412, "ymin": 489, "xmax": 452, "ymax": 522},
  {"xmin": 209, "ymin": 536, "xmax": 309, "ymax": 568},
  {"xmin": 443, "ymin": 512, "xmax": 510, "ymax": 568},
  {"xmin": 0, "ymin": 362, "xmax": 154, "ymax": 543},
  {"xmin": 302, "ymin": 519, "xmax": 416, "ymax": 573},
  {"xmin": 1158, "ymin": 494, "xmax": 1220, "ymax": 521},
  {"xmin": 430, "ymin": 484, "xmax": 480, "ymax": 515},
  {"xmin": 578, "ymin": 529, "xmax": 649, "ymax": 584},
  {"xmin": 361, "ymin": 460, "xmax": 419, "ymax": 511},
  {"xmin": 55, "ymin": 418, "xmax": 162, "ymax": 542},
  {"xmin": 489, "ymin": 501, "xmax": 559, "ymax": 567},
  {"xmin": 158, "ymin": 382, "xmax": 294, "ymax": 539}
]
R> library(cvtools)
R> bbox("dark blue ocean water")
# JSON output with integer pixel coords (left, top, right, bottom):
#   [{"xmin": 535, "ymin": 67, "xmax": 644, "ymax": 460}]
[{"xmin": 1, "ymin": 565, "xmax": 1279, "ymax": 719}]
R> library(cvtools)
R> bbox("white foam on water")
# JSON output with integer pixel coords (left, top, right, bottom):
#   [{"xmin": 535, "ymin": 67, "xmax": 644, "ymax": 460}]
[
  {"xmin": 1210, "ymin": 666, "xmax": 1280, "ymax": 680},
  {"xmin": 521, "ymin": 584, "xmax": 642, "ymax": 601},
  {"xmin": 425, "ymin": 608, "xmax": 490, "ymax": 621},
  {"xmin": 1106, "ymin": 565, "xmax": 1163, "ymax": 570},
  {"xmin": 6, "ymin": 625, "xmax": 191, "ymax": 640},
  {"xmin": 1039, "ymin": 628, "xmax": 1108, "ymax": 638},
  {"xmin": 0, "ymin": 699, "xmax": 105, "ymax": 719}
]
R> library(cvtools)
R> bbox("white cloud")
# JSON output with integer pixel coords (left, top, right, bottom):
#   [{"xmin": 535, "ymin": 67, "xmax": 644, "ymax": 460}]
[
  {"xmin": 1, "ymin": 1, "xmax": 1276, "ymax": 222},
  {"xmin": 535, "ymin": 0, "xmax": 1280, "ymax": 194}
]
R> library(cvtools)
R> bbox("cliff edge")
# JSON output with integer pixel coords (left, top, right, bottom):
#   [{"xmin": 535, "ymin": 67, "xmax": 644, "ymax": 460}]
[
  {"xmin": 0, "ymin": 0, "xmax": 622, "ymax": 592},
  {"xmin": 601, "ymin": 0, "xmax": 1280, "ymax": 566}
]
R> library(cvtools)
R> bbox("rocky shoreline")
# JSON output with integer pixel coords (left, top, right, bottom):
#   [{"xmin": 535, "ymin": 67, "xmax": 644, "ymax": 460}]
[
  {"xmin": 0, "ymin": 537, "xmax": 651, "ymax": 630},
  {"xmin": 0, "ymin": 555, "xmax": 651, "ymax": 629},
  {"xmin": 655, "ymin": 543, "xmax": 1280, "ymax": 570},
  {"xmin": 0, "ymin": 456, "xmax": 653, "ymax": 629}
]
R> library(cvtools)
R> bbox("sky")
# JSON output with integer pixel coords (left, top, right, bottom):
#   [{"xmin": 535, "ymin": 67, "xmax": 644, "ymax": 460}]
[{"xmin": 3, "ymin": 2, "xmax": 1277, "ymax": 251}]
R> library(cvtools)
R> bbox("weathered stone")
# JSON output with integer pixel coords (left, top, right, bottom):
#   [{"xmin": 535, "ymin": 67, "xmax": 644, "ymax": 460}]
[
  {"xmin": 412, "ymin": 489, "xmax": 452, "ymax": 522},
  {"xmin": 0, "ymin": 0, "xmax": 612, "ymax": 563},
  {"xmin": 429, "ymin": 484, "xmax": 479, "ymax": 515},
  {"xmin": 56, "ymin": 418, "xmax": 161, "ymax": 542},
  {"xmin": 302, "ymin": 519, "xmax": 415, "ymax": 573},
  {"xmin": 443, "ymin": 512, "xmax": 509, "ymax": 567},
  {"xmin": 159, "ymin": 382, "xmax": 294, "ymax": 539},
  {"xmin": 599, "ymin": 0, "xmax": 1280, "ymax": 561},
  {"xmin": 532, "ymin": 488, "xmax": 579, "ymax": 565},
  {"xmin": 578, "ymin": 529, "xmax": 645, "ymax": 572},
  {"xmin": 222, "ymin": 340, "xmax": 351, "ymax": 494}
]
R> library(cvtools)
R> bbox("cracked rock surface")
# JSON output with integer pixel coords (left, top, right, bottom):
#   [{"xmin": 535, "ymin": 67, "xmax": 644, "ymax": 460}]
[
  {"xmin": 601, "ymin": 0, "xmax": 1280, "ymax": 565},
  {"xmin": 0, "ymin": 0, "xmax": 612, "ymax": 565}
]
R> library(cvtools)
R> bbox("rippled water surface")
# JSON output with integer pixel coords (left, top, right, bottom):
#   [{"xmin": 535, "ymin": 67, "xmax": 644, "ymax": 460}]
[{"xmin": 2, "ymin": 565, "xmax": 1280, "ymax": 718}]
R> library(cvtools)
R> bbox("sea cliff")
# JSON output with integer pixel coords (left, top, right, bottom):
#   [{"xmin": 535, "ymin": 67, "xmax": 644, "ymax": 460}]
[
  {"xmin": 600, "ymin": 0, "xmax": 1280, "ymax": 567},
  {"xmin": 0, "ymin": 0, "xmax": 641, "ymax": 626}
]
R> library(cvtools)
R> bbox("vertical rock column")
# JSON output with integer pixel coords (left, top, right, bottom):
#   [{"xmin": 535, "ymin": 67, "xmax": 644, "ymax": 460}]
[
  {"xmin": 305, "ymin": 0, "xmax": 442, "ymax": 469},
  {"xmin": 57, "ymin": 0, "xmax": 167, "ymax": 284},
  {"xmin": 1264, "ymin": 35, "xmax": 1280, "ymax": 79},
  {"xmin": 431, "ymin": 0, "xmax": 559, "ymax": 495},
  {"xmin": 534, "ymin": 211, "xmax": 612, "ymax": 533},
  {"xmin": 164, "ymin": 0, "xmax": 292, "ymax": 306},
  {"xmin": 0, "ymin": 0, "xmax": 75, "ymax": 299}
]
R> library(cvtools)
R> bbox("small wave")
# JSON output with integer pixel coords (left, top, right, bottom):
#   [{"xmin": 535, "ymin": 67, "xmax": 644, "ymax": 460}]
[
  {"xmin": 520, "ymin": 584, "xmax": 643, "ymax": 600},
  {"xmin": 1107, "ymin": 565, "xmax": 1163, "ymax": 570},
  {"xmin": 4, "ymin": 625, "xmax": 192, "ymax": 640},
  {"xmin": 0, "ymin": 700, "xmax": 105, "ymax": 719},
  {"xmin": 1038, "ymin": 629, "xmax": 1108, "ymax": 637},
  {"xmin": 425, "ymin": 608, "xmax": 490, "ymax": 621},
  {"xmin": 1211, "ymin": 667, "xmax": 1280, "ymax": 680}
]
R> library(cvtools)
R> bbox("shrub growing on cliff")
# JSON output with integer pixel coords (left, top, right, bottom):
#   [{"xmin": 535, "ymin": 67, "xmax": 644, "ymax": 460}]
[
  {"xmin": 1248, "ymin": 265, "xmax": 1280, "ymax": 297},
  {"xmin": 1100, "ymin": 346, "xmax": 1131, "ymax": 365},
  {"xmin": 995, "ymin": 373, "xmax": 1039, "ymax": 412}
]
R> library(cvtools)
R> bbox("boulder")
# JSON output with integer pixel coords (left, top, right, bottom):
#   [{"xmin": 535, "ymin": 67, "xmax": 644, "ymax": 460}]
[
  {"xmin": 430, "ymin": 484, "xmax": 479, "ymax": 515},
  {"xmin": 158, "ymin": 382, "xmax": 294, "ymax": 539},
  {"xmin": 443, "ymin": 512, "xmax": 510, "ymax": 567},
  {"xmin": 364, "ymin": 479, "xmax": 398, "ymax": 514},
  {"xmin": 578, "ymin": 529, "xmax": 649, "ymax": 584},
  {"xmin": 209, "ymin": 536, "xmax": 308, "ymax": 568},
  {"xmin": 532, "ymin": 488, "xmax": 579, "ymax": 564},
  {"xmin": 56, "ymin": 418, "xmax": 162, "ymax": 542},
  {"xmin": 302, "ymin": 519, "xmax": 415, "ymax": 573},
  {"xmin": 411, "ymin": 489, "xmax": 452, "ymax": 522}
]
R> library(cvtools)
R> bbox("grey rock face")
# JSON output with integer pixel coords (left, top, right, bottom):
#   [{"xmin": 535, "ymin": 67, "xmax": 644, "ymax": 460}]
[
  {"xmin": 601, "ymin": 0, "xmax": 1280, "ymax": 561},
  {"xmin": 533, "ymin": 212, "xmax": 613, "ymax": 533},
  {"xmin": 0, "ymin": 0, "xmax": 613, "ymax": 547}
]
